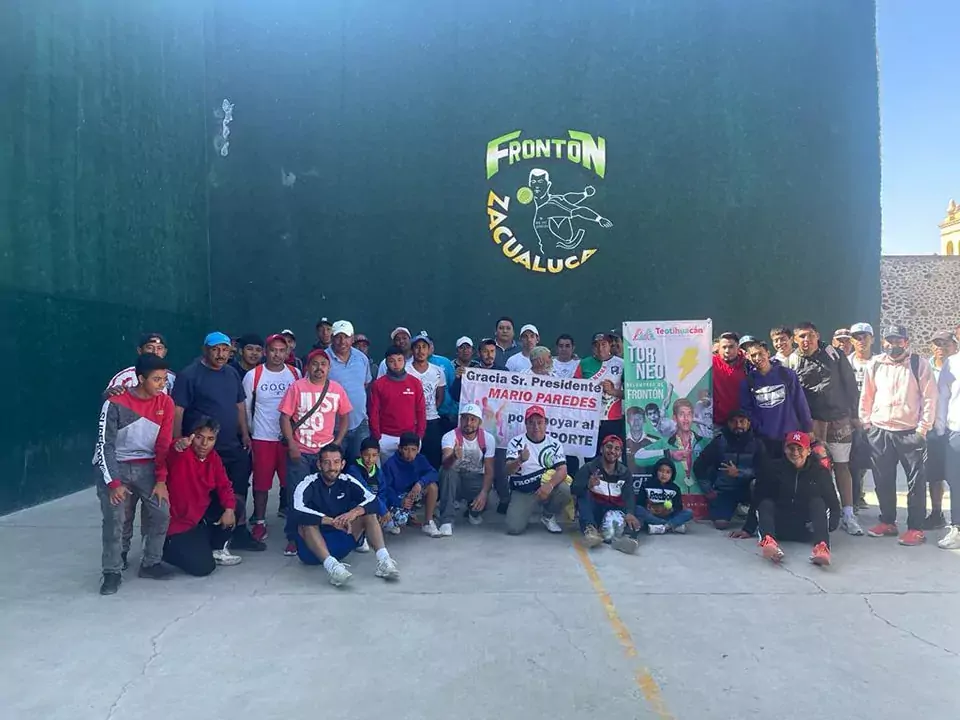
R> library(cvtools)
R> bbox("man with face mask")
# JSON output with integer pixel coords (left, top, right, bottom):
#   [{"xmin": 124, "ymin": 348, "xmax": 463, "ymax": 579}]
[{"xmin": 860, "ymin": 325, "xmax": 938, "ymax": 546}]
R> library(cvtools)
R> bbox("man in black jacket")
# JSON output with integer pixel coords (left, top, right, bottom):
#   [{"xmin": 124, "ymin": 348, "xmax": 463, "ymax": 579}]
[
  {"xmin": 739, "ymin": 431, "xmax": 841, "ymax": 567},
  {"xmin": 571, "ymin": 435, "xmax": 640, "ymax": 553},
  {"xmin": 786, "ymin": 321, "xmax": 863, "ymax": 537}
]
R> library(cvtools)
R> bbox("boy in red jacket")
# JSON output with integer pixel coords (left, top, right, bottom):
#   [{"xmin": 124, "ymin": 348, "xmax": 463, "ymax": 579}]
[
  {"xmin": 163, "ymin": 416, "xmax": 241, "ymax": 576},
  {"xmin": 368, "ymin": 346, "xmax": 426, "ymax": 461},
  {"xmin": 712, "ymin": 332, "xmax": 747, "ymax": 428}
]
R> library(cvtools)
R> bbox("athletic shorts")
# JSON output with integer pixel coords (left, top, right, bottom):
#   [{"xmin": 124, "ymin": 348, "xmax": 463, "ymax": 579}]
[
  {"xmin": 296, "ymin": 527, "xmax": 362, "ymax": 564},
  {"xmin": 813, "ymin": 418, "xmax": 853, "ymax": 464},
  {"xmin": 251, "ymin": 439, "xmax": 287, "ymax": 492}
]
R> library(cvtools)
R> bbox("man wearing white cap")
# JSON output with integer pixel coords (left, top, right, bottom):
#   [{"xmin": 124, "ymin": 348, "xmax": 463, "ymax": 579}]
[
  {"xmin": 438, "ymin": 403, "xmax": 497, "ymax": 534},
  {"xmin": 454, "ymin": 336, "xmax": 480, "ymax": 376},
  {"xmin": 505, "ymin": 324, "xmax": 540, "ymax": 373},
  {"xmin": 327, "ymin": 320, "xmax": 373, "ymax": 463},
  {"xmin": 376, "ymin": 326, "xmax": 412, "ymax": 378},
  {"xmin": 848, "ymin": 322, "xmax": 875, "ymax": 510}
]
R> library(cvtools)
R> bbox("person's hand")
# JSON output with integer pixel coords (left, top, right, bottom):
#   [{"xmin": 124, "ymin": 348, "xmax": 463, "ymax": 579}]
[
  {"xmin": 454, "ymin": 443, "xmax": 464, "ymax": 460},
  {"xmin": 601, "ymin": 379, "xmax": 615, "ymax": 395},
  {"xmin": 104, "ymin": 386, "xmax": 126, "ymax": 398},
  {"xmin": 456, "ymin": 366, "xmax": 465, "ymax": 378},
  {"xmin": 403, "ymin": 484, "xmax": 421, "ymax": 510},
  {"xmin": 625, "ymin": 513, "xmax": 641, "ymax": 531},
  {"xmin": 151, "ymin": 482, "xmax": 169, "ymax": 504},
  {"xmin": 728, "ymin": 529, "xmax": 751, "ymax": 539},
  {"xmin": 917, "ymin": 427, "xmax": 928, "ymax": 439},
  {"xmin": 241, "ymin": 431, "xmax": 252, "ymax": 452},
  {"xmin": 332, "ymin": 513, "xmax": 352, "ymax": 531},
  {"xmin": 588, "ymin": 470, "xmax": 602, "ymax": 489},
  {"xmin": 519, "ymin": 446, "xmax": 530, "ymax": 463},
  {"xmin": 109, "ymin": 484, "xmax": 129, "ymax": 506},
  {"xmin": 470, "ymin": 491, "xmax": 487, "ymax": 513},
  {"xmin": 535, "ymin": 483, "xmax": 553, "ymax": 501},
  {"xmin": 288, "ymin": 444, "xmax": 301, "ymax": 462},
  {"xmin": 217, "ymin": 508, "xmax": 236, "ymax": 529},
  {"xmin": 174, "ymin": 434, "xmax": 194, "ymax": 453},
  {"xmin": 721, "ymin": 461, "xmax": 739, "ymax": 478}
]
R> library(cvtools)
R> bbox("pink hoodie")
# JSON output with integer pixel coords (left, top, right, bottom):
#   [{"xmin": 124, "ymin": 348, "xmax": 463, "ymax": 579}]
[{"xmin": 858, "ymin": 353, "xmax": 938, "ymax": 432}]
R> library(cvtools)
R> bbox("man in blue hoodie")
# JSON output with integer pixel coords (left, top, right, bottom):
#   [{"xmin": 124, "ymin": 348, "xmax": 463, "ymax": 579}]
[
  {"xmin": 740, "ymin": 340, "xmax": 813, "ymax": 458},
  {"xmin": 380, "ymin": 432, "xmax": 441, "ymax": 537}
]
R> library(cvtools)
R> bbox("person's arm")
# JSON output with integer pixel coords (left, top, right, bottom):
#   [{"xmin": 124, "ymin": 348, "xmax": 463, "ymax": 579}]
[
  {"xmin": 449, "ymin": 376, "xmax": 462, "ymax": 403},
  {"xmin": 692, "ymin": 437, "xmax": 719, "ymax": 491},
  {"xmin": 346, "ymin": 475, "xmax": 378, "ymax": 516},
  {"xmin": 415, "ymin": 383, "xmax": 426, "ymax": 437},
  {"xmin": 153, "ymin": 396, "xmax": 175, "ymax": 485},
  {"xmin": 837, "ymin": 352, "xmax": 860, "ymax": 420},
  {"xmin": 937, "ymin": 361, "xmax": 953, "ymax": 434},
  {"xmin": 434, "ymin": 367, "xmax": 447, "ymax": 411},
  {"xmin": 917, "ymin": 359, "xmax": 938, "ymax": 434},
  {"xmin": 440, "ymin": 431, "xmax": 459, "ymax": 469},
  {"xmin": 417, "ymin": 456, "xmax": 439, "ymax": 486},
  {"xmin": 364, "ymin": 358, "xmax": 372, "ymax": 390},
  {"xmin": 545, "ymin": 463, "xmax": 568, "ymax": 489},
  {"xmin": 858, "ymin": 361, "xmax": 876, "ymax": 429},
  {"xmin": 288, "ymin": 476, "xmax": 328, "ymax": 527},
  {"xmin": 94, "ymin": 401, "xmax": 124, "ymax": 490},
  {"xmin": 242, "ymin": 372, "xmax": 255, "ymax": 431},
  {"xmin": 173, "ymin": 406, "xmax": 185, "ymax": 439},
  {"xmin": 334, "ymin": 410, "xmax": 350, "ymax": 445},
  {"xmin": 237, "ymin": 402, "xmax": 251, "ymax": 449},
  {"xmin": 739, "ymin": 377, "xmax": 755, "ymax": 428},
  {"xmin": 367, "ymin": 381, "xmax": 381, "ymax": 440},
  {"xmin": 171, "ymin": 370, "xmax": 191, "ymax": 438},
  {"xmin": 791, "ymin": 371, "xmax": 814, "ymax": 433}
]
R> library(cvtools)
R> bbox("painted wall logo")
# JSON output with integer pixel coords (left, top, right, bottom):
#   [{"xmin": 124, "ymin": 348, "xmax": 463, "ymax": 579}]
[{"xmin": 485, "ymin": 130, "xmax": 612, "ymax": 274}]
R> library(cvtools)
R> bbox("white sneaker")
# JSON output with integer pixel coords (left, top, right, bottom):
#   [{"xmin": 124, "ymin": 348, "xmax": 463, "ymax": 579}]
[
  {"xmin": 541, "ymin": 514, "xmax": 563, "ymax": 534},
  {"xmin": 841, "ymin": 515, "xmax": 864, "ymax": 536},
  {"xmin": 467, "ymin": 512, "xmax": 483, "ymax": 526},
  {"xmin": 385, "ymin": 521, "xmax": 401, "ymax": 535},
  {"xmin": 647, "ymin": 524, "xmax": 666, "ymax": 535},
  {"xmin": 938, "ymin": 525, "xmax": 960, "ymax": 550},
  {"xmin": 326, "ymin": 561, "xmax": 353, "ymax": 587},
  {"xmin": 212, "ymin": 548, "xmax": 242, "ymax": 566},
  {"xmin": 423, "ymin": 520, "xmax": 442, "ymax": 538},
  {"xmin": 355, "ymin": 538, "xmax": 371, "ymax": 553},
  {"xmin": 671, "ymin": 524, "xmax": 687, "ymax": 534},
  {"xmin": 439, "ymin": 523, "xmax": 453, "ymax": 537},
  {"xmin": 375, "ymin": 556, "xmax": 400, "ymax": 580}
]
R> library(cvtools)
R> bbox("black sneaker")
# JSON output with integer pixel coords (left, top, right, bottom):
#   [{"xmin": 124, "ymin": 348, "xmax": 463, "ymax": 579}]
[
  {"xmin": 100, "ymin": 572, "xmax": 122, "ymax": 595},
  {"xmin": 230, "ymin": 526, "xmax": 267, "ymax": 551},
  {"xmin": 138, "ymin": 563, "xmax": 173, "ymax": 580},
  {"xmin": 120, "ymin": 551, "xmax": 129, "ymax": 571},
  {"xmin": 923, "ymin": 512, "xmax": 947, "ymax": 530},
  {"xmin": 277, "ymin": 496, "xmax": 288, "ymax": 518},
  {"xmin": 497, "ymin": 501, "xmax": 509, "ymax": 515}
]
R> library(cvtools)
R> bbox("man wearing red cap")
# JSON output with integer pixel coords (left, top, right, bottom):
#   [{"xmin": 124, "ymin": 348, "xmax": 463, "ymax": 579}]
[
  {"xmin": 504, "ymin": 405, "xmax": 571, "ymax": 535},
  {"xmin": 243, "ymin": 334, "xmax": 301, "ymax": 541},
  {"xmin": 737, "ymin": 431, "xmax": 841, "ymax": 567}
]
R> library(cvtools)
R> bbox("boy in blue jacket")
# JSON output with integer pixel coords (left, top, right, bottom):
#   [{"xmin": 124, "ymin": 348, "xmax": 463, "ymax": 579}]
[
  {"xmin": 380, "ymin": 432, "xmax": 441, "ymax": 537},
  {"xmin": 289, "ymin": 443, "xmax": 400, "ymax": 587}
]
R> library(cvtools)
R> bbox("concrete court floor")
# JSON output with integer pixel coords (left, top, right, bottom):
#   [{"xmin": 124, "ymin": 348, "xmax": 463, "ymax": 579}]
[{"xmin": 1, "ymin": 478, "xmax": 958, "ymax": 720}]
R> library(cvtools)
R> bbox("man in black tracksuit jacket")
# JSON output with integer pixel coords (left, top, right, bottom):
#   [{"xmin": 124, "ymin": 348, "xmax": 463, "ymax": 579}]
[{"xmin": 741, "ymin": 431, "xmax": 841, "ymax": 566}]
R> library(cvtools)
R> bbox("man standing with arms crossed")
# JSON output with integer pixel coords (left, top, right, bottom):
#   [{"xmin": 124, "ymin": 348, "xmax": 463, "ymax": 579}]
[{"xmin": 860, "ymin": 326, "xmax": 938, "ymax": 546}]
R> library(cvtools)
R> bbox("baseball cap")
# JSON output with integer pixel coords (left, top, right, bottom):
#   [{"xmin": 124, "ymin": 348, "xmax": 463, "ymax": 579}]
[
  {"xmin": 306, "ymin": 348, "xmax": 329, "ymax": 364},
  {"xmin": 833, "ymin": 328, "xmax": 852, "ymax": 340},
  {"xmin": 600, "ymin": 434, "xmax": 623, "ymax": 447},
  {"xmin": 390, "ymin": 326, "xmax": 411, "ymax": 340},
  {"xmin": 607, "ymin": 329, "xmax": 622, "ymax": 340},
  {"xmin": 882, "ymin": 325, "xmax": 908, "ymax": 341},
  {"xmin": 727, "ymin": 408, "xmax": 749, "ymax": 421},
  {"xmin": 738, "ymin": 334, "xmax": 759, "ymax": 348},
  {"xmin": 204, "ymin": 331, "xmax": 232, "ymax": 347},
  {"xmin": 456, "ymin": 336, "xmax": 474, "ymax": 348},
  {"xmin": 280, "ymin": 328, "xmax": 296, "ymax": 339},
  {"xmin": 524, "ymin": 405, "xmax": 547, "ymax": 420},
  {"xmin": 850, "ymin": 322, "xmax": 873, "ymax": 336},
  {"xmin": 592, "ymin": 332, "xmax": 609, "ymax": 344},
  {"xmin": 138, "ymin": 332, "xmax": 166, "ymax": 348},
  {"xmin": 783, "ymin": 431, "xmax": 811, "ymax": 450},
  {"xmin": 411, "ymin": 332, "xmax": 432, "ymax": 347},
  {"xmin": 519, "ymin": 324, "xmax": 539, "ymax": 337},
  {"xmin": 460, "ymin": 403, "xmax": 483, "ymax": 419},
  {"xmin": 931, "ymin": 330, "xmax": 956, "ymax": 344},
  {"xmin": 331, "ymin": 320, "xmax": 354, "ymax": 337},
  {"xmin": 354, "ymin": 333, "xmax": 370, "ymax": 345},
  {"xmin": 316, "ymin": 317, "xmax": 332, "ymax": 327},
  {"xmin": 237, "ymin": 333, "xmax": 264, "ymax": 348},
  {"xmin": 265, "ymin": 333, "xmax": 288, "ymax": 347}
]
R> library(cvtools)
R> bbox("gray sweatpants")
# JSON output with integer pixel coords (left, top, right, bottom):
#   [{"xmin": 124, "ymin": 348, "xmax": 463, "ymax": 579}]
[
  {"xmin": 438, "ymin": 468, "xmax": 499, "ymax": 524},
  {"xmin": 505, "ymin": 483, "xmax": 572, "ymax": 535},
  {"xmin": 97, "ymin": 462, "xmax": 170, "ymax": 573}
]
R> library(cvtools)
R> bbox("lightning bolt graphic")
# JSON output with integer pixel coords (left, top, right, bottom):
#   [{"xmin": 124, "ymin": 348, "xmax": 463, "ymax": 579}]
[{"xmin": 677, "ymin": 346, "xmax": 699, "ymax": 382}]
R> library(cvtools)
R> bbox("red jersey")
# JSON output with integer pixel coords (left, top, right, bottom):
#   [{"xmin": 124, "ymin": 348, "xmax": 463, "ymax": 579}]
[
  {"xmin": 165, "ymin": 447, "xmax": 236, "ymax": 536},
  {"xmin": 367, "ymin": 373, "xmax": 426, "ymax": 438}
]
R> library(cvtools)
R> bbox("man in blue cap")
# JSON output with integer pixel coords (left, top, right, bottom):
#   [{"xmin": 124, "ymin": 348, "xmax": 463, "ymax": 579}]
[{"xmin": 172, "ymin": 332, "xmax": 265, "ymax": 551}]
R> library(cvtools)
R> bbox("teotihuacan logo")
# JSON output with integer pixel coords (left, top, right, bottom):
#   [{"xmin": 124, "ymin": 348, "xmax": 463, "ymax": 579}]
[{"xmin": 485, "ymin": 130, "xmax": 612, "ymax": 274}]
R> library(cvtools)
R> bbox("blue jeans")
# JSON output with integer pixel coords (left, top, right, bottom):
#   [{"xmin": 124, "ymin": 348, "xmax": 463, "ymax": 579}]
[
  {"xmin": 284, "ymin": 452, "xmax": 318, "ymax": 541},
  {"xmin": 342, "ymin": 419, "xmax": 370, "ymax": 464},
  {"xmin": 577, "ymin": 492, "xmax": 627, "ymax": 532},
  {"xmin": 708, "ymin": 483, "xmax": 752, "ymax": 522},
  {"xmin": 635, "ymin": 506, "xmax": 693, "ymax": 528}
]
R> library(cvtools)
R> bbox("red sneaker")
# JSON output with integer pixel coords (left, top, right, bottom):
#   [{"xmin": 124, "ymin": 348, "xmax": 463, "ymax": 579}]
[
  {"xmin": 251, "ymin": 520, "xmax": 268, "ymax": 543},
  {"xmin": 283, "ymin": 541, "xmax": 297, "ymax": 557},
  {"xmin": 759, "ymin": 535, "xmax": 784, "ymax": 563},
  {"xmin": 898, "ymin": 529, "xmax": 926, "ymax": 546},
  {"xmin": 867, "ymin": 522, "xmax": 898, "ymax": 537},
  {"xmin": 810, "ymin": 542, "xmax": 831, "ymax": 566}
]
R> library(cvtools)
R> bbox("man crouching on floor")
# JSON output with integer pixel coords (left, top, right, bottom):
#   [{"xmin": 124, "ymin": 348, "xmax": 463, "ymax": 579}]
[{"xmin": 290, "ymin": 442, "xmax": 400, "ymax": 587}]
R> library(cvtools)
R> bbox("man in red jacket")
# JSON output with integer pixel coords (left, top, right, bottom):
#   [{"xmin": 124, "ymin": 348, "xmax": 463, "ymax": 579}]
[
  {"xmin": 163, "ymin": 416, "xmax": 242, "ymax": 576},
  {"xmin": 712, "ymin": 332, "xmax": 747, "ymax": 431},
  {"xmin": 368, "ymin": 346, "xmax": 426, "ymax": 461}
]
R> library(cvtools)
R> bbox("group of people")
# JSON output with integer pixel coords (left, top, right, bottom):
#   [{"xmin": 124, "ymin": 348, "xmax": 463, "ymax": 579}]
[{"xmin": 92, "ymin": 314, "xmax": 959, "ymax": 593}]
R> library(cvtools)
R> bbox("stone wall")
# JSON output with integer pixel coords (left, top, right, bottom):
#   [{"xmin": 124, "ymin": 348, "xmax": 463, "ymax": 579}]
[{"xmin": 881, "ymin": 256, "xmax": 960, "ymax": 354}]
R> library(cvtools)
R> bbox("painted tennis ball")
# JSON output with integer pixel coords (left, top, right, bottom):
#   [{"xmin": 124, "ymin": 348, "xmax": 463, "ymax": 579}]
[
  {"xmin": 516, "ymin": 186, "xmax": 534, "ymax": 204},
  {"xmin": 663, "ymin": 500, "xmax": 673, "ymax": 511}
]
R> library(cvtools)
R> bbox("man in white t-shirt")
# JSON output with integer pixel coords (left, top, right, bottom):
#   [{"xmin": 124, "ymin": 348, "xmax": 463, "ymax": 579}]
[
  {"xmin": 407, "ymin": 333, "xmax": 447, "ymax": 469},
  {"xmin": 553, "ymin": 334, "xmax": 580, "ymax": 378},
  {"xmin": 243, "ymin": 334, "xmax": 301, "ymax": 541},
  {"xmin": 505, "ymin": 324, "xmax": 540, "ymax": 373},
  {"xmin": 504, "ymin": 405, "xmax": 571, "ymax": 535},
  {"xmin": 437, "ymin": 403, "xmax": 496, "ymax": 535}
]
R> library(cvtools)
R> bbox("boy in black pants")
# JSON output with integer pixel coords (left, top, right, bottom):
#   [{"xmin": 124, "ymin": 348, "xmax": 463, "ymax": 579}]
[{"xmin": 739, "ymin": 431, "xmax": 841, "ymax": 567}]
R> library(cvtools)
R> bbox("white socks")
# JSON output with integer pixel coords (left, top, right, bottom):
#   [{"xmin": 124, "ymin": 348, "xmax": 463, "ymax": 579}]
[
  {"xmin": 375, "ymin": 548, "xmax": 390, "ymax": 562},
  {"xmin": 323, "ymin": 556, "xmax": 340, "ymax": 572},
  {"xmin": 842, "ymin": 506, "xmax": 854, "ymax": 520}
]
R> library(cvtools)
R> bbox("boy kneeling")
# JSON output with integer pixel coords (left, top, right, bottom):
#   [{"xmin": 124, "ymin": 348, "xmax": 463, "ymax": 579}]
[{"xmin": 291, "ymin": 443, "xmax": 400, "ymax": 586}]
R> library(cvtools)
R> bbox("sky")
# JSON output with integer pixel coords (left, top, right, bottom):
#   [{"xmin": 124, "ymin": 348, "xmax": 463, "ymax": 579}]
[{"xmin": 879, "ymin": 0, "xmax": 960, "ymax": 255}]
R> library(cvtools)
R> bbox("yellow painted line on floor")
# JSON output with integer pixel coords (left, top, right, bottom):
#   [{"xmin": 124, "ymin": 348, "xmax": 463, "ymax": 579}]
[{"xmin": 572, "ymin": 539, "xmax": 675, "ymax": 719}]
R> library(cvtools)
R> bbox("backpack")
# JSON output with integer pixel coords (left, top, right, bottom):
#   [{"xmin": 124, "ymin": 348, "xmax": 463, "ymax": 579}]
[{"xmin": 454, "ymin": 427, "xmax": 487, "ymax": 452}]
